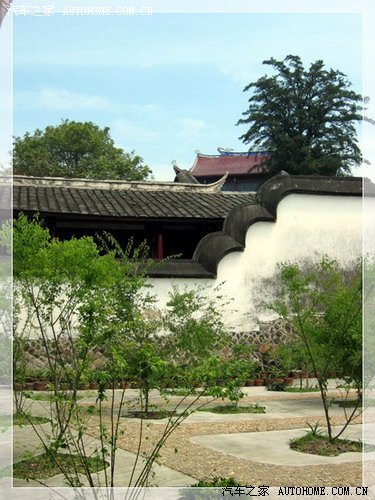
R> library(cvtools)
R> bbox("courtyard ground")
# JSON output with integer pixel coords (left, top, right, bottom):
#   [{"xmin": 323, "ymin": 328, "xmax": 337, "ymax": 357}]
[{"xmin": 7, "ymin": 382, "xmax": 375, "ymax": 488}]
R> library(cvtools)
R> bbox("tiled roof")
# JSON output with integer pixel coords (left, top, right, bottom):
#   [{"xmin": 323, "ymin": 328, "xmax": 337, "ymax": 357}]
[
  {"xmin": 0, "ymin": 182, "xmax": 11, "ymax": 212},
  {"xmin": 190, "ymin": 152, "xmax": 270, "ymax": 177},
  {"xmin": 173, "ymin": 166, "xmax": 199, "ymax": 184},
  {"xmin": 0, "ymin": 0, "xmax": 12, "ymax": 28},
  {"xmin": 9, "ymin": 176, "xmax": 255, "ymax": 220}
]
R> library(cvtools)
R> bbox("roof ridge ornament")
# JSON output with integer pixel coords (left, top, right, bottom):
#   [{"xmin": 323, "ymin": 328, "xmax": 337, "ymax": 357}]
[
  {"xmin": 209, "ymin": 172, "xmax": 228, "ymax": 191},
  {"xmin": 11, "ymin": 174, "xmax": 226, "ymax": 193},
  {"xmin": 217, "ymin": 146, "xmax": 234, "ymax": 155}
]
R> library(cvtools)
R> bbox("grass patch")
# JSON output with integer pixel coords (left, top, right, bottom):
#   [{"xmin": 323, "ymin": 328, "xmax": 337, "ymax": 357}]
[
  {"xmin": 13, "ymin": 412, "xmax": 50, "ymax": 426},
  {"xmin": 198, "ymin": 404, "xmax": 266, "ymax": 414},
  {"xmin": 285, "ymin": 387, "xmax": 320, "ymax": 393},
  {"xmin": 160, "ymin": 387, "xmax": 198, "ymax": 396},
  {"xmin": 333, "ymin": 399, "xmax": 362, "ymax": 408},
  {"xmin": 13, "ymin": 452, "xmax": 107, "ymax": 480},
  {"xmin": 290, "ymin": 433, "xmax": 365, "ymax": 456},
  {"xmin": 192, "ymin": 477, "xmax": 241, "ymax": 487},
  {"xmin": 127, "ymin": 409, "xmax": 177, "ymax": 420},
  {"xmin": 0, "ymin": 413, "xmax": 50, "ymax": 428},
  {"xmin": 26, "ymin": 392, "xmax": 84, "ymax": 402},
  {"xmin": 179, "ymin": 477, "xmax": 241, "ymax": 499}
]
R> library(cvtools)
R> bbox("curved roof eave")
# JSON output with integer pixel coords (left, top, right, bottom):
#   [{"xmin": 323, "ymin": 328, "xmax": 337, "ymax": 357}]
[{"xmin": 149, "ymin": 173, "xmax": 371, "ymax": 278}]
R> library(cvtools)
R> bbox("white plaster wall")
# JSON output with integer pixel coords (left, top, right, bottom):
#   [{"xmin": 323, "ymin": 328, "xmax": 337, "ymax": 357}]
[
  {"xmin": 149, "ymin": 194, "xmax": 366, "ymax": 334},
  {"xmin": 19, "ymin": 193, "xmax": 370, "ymax": 339}
]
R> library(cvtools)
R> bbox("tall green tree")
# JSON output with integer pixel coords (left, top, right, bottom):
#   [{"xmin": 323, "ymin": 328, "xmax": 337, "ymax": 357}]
[
  {"xmin": 13, "ymin": 119, "xmax": 152, "ymax": 181},
  {"xmin": 271, "ymin": 257, "xmax": 362, "ymax": 442},
  {"xmin": 237, "ymin": 55, "xmax": 362, "ymax": 176}
]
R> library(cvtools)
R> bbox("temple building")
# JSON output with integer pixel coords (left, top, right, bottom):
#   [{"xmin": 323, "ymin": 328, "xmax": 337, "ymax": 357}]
[
  {"xmin": 3, "ymin": 172, "xmax": 370, "ymax": 287},
  {"xmin": 173, "ymin": 148, "xmax": 271, "ymax": 191},
  {"xmin": 10, "ymin": 174, "xmax": 254, "ymax": 261}
]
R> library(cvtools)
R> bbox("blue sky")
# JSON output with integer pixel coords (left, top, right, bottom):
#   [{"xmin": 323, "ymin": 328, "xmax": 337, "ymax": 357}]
[{"xmin": 13, "ymin": 12, "xmax": 363, "ymax": 180}]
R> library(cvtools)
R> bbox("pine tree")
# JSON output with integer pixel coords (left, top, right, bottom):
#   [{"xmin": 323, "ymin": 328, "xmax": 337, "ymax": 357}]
[{"xmin": 237, "ymin": 55, "xmax": 362, "ymax": 176}]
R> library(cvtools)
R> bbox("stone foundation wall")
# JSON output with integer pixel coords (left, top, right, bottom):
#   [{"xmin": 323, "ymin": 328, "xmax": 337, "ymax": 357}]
[
  {"xmin": 18, "ymin": 319, "xmax": 295, "ymax": 373},
  {"xmin": 17, "ymin": 339, "xmax": 106, "ymax": 372},
  {"xmin": 231, "ymin": 318, "xmax": 295, "ymax": 346},
  {"xmin": 230, "ymin": 319, "xmax": 296, "ymax": 369}
]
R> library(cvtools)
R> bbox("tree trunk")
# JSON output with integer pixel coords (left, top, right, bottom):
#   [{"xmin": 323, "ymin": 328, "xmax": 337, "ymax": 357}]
[
  {"xmin": 144, "ymin": 381, "xmax": 149, "ymax": 416},
  {"xmin": 317, "ymin": 379, "xmax": 333, "ymax": 442}
]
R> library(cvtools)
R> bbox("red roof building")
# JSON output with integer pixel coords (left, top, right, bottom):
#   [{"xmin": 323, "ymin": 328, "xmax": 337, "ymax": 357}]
[
  {"xmin": 175, "ymin": 149, "xmax": 271, "ymax": 192},
  {"xmin": 191, "ymin": 151, "xmax": 269, "ymax": 177}
]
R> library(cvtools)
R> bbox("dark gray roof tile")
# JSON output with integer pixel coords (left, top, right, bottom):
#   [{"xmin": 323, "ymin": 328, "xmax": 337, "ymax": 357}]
[{"xmin": 12, "ymin": 181, "xmax": 255, "ymax": 220}]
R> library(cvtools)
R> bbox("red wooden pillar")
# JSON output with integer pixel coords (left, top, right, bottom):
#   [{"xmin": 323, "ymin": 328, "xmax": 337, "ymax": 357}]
[
  {"xmin": 156, "ymin": 233, "xmax": 164, "ymax": 260},
  {"xmin": 49, "ymin": 217, "xmax": 56, "ymax": 238}
]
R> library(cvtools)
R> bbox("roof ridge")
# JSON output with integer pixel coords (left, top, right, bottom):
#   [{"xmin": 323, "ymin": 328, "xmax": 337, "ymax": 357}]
[
  {"xmin": 9, "ymin": 175, "xmax": 225, "ymax": 193},
  {"xmin": 196, "ymin": 151, "xmax": 270, "ymax": 158}
]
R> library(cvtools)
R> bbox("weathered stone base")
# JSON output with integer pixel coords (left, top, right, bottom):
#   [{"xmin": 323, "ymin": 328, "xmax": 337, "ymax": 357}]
[
  {"xmin": 17, "ymin": 319, "xmax": 296, "ymax": 374},
  {"xmin": 16, "ymin": 338, "xmax": 106, "ymax": 372},
  {"xmin": 230, "ymin": 319, "xmax": 296, "ymax": 368}
]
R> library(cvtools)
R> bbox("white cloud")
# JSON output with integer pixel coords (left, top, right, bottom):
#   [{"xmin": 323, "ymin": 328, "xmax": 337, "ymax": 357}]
[
  {"xmin": 111, "ymin": 118, "xmax": 159, "ymax": 143},
  {"xmin": 123, "ymin": 103, "xmax": 162, "ymax": 116},
  {"xmin": 14, "ymin": 89, "xmax": 164, "ymax": 122},
  {"xmin": 0, "ymin": 91, "xmax": 12, "ymax": 111},
  {"xmin": 15, "ymin": 88, "xmax": 118, "ymax": 112},
  {"xmin": 146, "ymin": 161, "xmax": 174, "ymax": 182},
  {"xmin": 220, "ymin": 65, "xmax": 259, "ymax": 87},
  {"xmin": 177, "ymin": 118, "xmax": 206, "ymax": 138},
  {"xmin": 13, "ymin": 40, "xmax": 258, "ymax": 73},
  {"xmin": 14, "ymin": 45, "xmax": 221, "ymax": 69}
]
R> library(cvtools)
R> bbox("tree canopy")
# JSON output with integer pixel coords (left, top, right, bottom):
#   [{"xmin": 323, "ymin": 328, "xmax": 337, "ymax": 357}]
[
  {"xmin": 271, "ymin": 257, "xmax": 362, "ymax": 442},
  {"xmin": 13, "ymin": 119, "xmax": 152, "ymax": 181},
  {"xmin": 237, "ymin": 55, "xmax": 362, "ymax": 176}
]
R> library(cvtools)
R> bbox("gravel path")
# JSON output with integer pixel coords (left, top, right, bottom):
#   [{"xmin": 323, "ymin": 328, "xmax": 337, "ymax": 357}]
[{"xmin": 83, "ymin": 400, "xmax": 368, "ymax": 486}]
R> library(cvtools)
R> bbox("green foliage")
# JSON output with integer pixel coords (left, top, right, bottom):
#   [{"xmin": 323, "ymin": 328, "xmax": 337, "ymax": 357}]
[
  {"xmin": 272, "ymin": 257, "xmax": 362, "ymax": 386},
  {"xmin": 192, "ymin": 477, "xmax": 241, "ymax": 487},
  {"xmin": 271, "ymin": 256, "xmax": 362, "ymax": 442},
  {"xmin": 165, "ymin": 286, "xmax": 229, "ymax": 359},
  {"xmin": 266, "ymin": 380, "xmax": 285, "ymax": 392},
  {"xmin": 11, "ymin": 214, "xmax": 50, "ymax": 278},
  {"xmin": 12, "ymin": 213, "xmax": 143, "ymax": 395},
  {"xmin": 158, "ymin": 288, "xmax": 257, "ymax": 406},
  {"xmin": 160, "ymin": 387, "xmax": 199, "ymax": 396},
  {"xmin": 362, "ymin": 255, "xmax": 375, "ymax": 392},
  {"xmin": 285, "ymin": 387, "xmax": 319, "ymax": 393},
  {"xmin": 272, "ymin": 341, "xmax": 308, "ymax": 374},
  {"xmin": 289, "ymin": 433, "xmax": 364, "ymax": 457},
  {"xmin": 12, "ymin": 213, "xmax": 127, "ymax": 287},
  {"xmin": 306, "ymin": 422, "xmax": 324, "ymax": 437},
  {"xmin": 25, "ymin": 392, "xmax": 83, "ymax": 402},
  {"xmin": 13, "ymin": 119, "xmax": 152, "ymax": 180},
  {"xmin": 120, "ymin": 285, "xmax": 256, "ymax": 414},
  {"xmin": 198, "ymin": 403, "xmax": 265, "ymax": 414},
  {"xmin": 11, "ymin": 212, "xmax": 152, "ymax": 486},
  {"xmin": 12, "ymin": 452, "xmax": 108, "ymax": 480},
  {"xmin": 237, "ymin": 55, "xmax": 362, "ymax": 175},
  {"xmin": 272, "ymin": 341, "xmax": 313, "ymax": 389},
  {"xmin": 12, "ymin": 412, "xmax": 50, "ymax": 427},
  {"xmin": 334, "ymin": 399, "xmax": 362, "ymax": 408},
  {"xmin": 163, "ymin": 287, "xmax": 230, "ymax": 386},
  {"xmin": 10, "ymin": 214, "xmax": 257, "ymax": 487}
]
